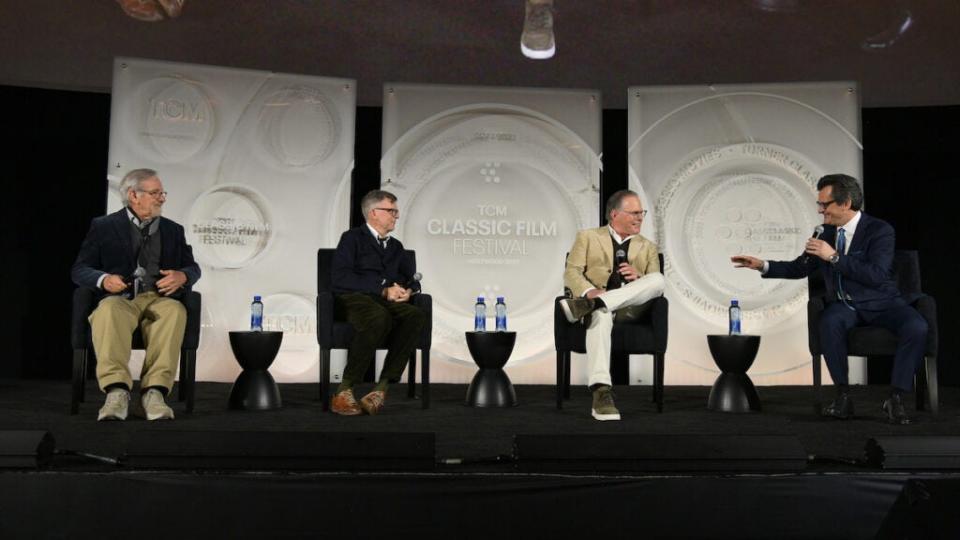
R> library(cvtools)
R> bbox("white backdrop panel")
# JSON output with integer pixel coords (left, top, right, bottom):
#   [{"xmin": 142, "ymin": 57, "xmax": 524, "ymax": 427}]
[
  {"xmin": 628, "ymin": 82, "xmax": 863, "ymax": 386},
  {"xmin": 108, "ymin": 57, "xmax": 355, "ymax": 382},
  {"xmin": 382, "ymin": 84, "xmax": 601, "ymax": 384}
]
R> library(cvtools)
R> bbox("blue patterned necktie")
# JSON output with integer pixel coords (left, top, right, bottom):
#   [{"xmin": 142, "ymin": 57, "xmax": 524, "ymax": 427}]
[{"xmin": 835, "ymin": 228, "xmax": 854, "ymax": 310}]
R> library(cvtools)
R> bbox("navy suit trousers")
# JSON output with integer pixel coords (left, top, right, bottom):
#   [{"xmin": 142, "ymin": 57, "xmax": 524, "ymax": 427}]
[{"xmin": 819, "ymin": 299, "xmax": 928, "ymax": 391}]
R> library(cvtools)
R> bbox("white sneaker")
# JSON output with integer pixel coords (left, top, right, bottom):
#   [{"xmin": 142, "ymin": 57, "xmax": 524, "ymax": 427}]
[
  {"xmin": 141, "ymin": 389, "xmax": 175, "ymax": 421},
  {"xmin": 97, "ymin": 388, "xmax": 130, "ymax": 421}
]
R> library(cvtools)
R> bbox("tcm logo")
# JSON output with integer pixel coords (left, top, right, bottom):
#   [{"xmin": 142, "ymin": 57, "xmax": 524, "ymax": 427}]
[
  {"xmin": 150, "ymin": 98, "xmax": 206, "ymax": 122},
  {"xmin": 264, "ymin": 315, "xmax": 316, "ymax": 335}
]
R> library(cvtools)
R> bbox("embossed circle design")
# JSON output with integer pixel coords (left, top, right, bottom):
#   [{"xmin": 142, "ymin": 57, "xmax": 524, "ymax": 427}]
[
  {"xmin": 132, "ymin": 77, "xmax": 216, "ymax": 162},
  {"xmin": 388, "ymin": 112, "xmax": 598, "ymax": 366},
  {"xmin": 656, "ymin": 144, "xmax": 821, "ymax": 328},
  {"xmin": 186, "ymin": 184, "xmax": 274, "ymax": 269},
  {"xmin": 255, "ymin": 86, "xmax": 340, "ymax": 168}
]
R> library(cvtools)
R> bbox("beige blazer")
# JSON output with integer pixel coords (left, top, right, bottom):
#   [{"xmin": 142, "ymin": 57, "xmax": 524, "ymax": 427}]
[{"xmin": 563, "ymin": 226, "xmax": 660, "ymax": 298}]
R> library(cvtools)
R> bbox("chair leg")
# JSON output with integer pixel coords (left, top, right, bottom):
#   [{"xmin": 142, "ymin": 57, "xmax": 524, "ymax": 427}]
[
  {"xmin": 916, "ymin": 363, "xmax": 927, "ymax": 412},
  {"xmin": 178, "ymin": 352, "xmax": 187, "ymax": 402},
  {"xmin": 812, "ymin": 354, "xmax": 822, "ymax": 415},
  {"xmin": 320, "ymin": 348, "xmax": 331, "ymax": 411},
  {"xmin": 420, "ymin": 349, "xmax": 430, "ymax": 409},
  {"xmin": 407, "ymin": 351, "xmax": 417, "ymax": 399},
  {"xmin": 71, "ymin": 348, "xmax": 87, "ymax": 415},
  {"xmin": 556, "ymin": 351, "xmax": 564, "ymax": 410},
  {"xmin": 183, "ymin": 349, "xmax": 196, "ymax": 413},
  {"xmin": 654, "ymin": 352, "xmax": 664, "ymax": 413},
  {"xmin": 563, "ymin": 351, "xmax": 572, "ymax": 400},
  {"xmin": 651, "ymin": 353, "xmax": 658, "ymax": 403},
  {"xmin": 923, "ymin": 356, "xmax": 939, "ymax": 415}
]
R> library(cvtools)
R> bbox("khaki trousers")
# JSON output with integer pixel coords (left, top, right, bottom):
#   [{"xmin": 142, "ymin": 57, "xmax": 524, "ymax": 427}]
[
  {"xmin": 586, "ymin": 272, "xmax": 665, "ymax": 388},
  {"xmin": 89, "ymin": 292, "xmax": 187, "ymax": 393}
]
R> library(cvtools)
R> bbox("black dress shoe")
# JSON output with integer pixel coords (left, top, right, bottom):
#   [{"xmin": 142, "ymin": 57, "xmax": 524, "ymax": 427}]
[
  {"xmin": 881, "ymin": 394, "xmax": 912, "ymax": 425},
  {"xmin": 822, "ymin": 393, "xmax": 854, "ymax": 419}
]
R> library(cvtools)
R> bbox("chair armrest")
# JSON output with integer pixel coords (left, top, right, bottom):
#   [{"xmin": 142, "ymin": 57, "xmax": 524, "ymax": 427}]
[
  {"xmin": 71, "ymin": 288, "xmax": 97, "ymax": 348},
  {"xmin": 911, "ymin": 294, "xmax": 938, "ymax": 357},
  {"xmin": 411, "ymin": 293, "xmax": 433, "ymax": 349},
  {"xmin": 316, "ymin": 292, "xmax": 336, "ymax": 348},
  {"xmin": 648, "ymin": 296, "xmax": 669, "ymax": 353},
  {"xmin": 807, "ymin": 296, "xmax": 826, "ymax": 355},
  {"xmin": 180, "ymin": 291, "xmax": 202, "ymax": 350}
]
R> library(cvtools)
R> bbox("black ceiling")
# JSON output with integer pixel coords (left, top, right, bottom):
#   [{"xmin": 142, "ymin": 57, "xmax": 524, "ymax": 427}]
[{"xmin": 2, "ymin": 0, "xmax": 958, "ymax": 108}]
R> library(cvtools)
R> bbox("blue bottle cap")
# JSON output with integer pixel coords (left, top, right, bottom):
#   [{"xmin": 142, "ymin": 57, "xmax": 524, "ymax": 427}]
[
  {"xmin": 477, "ymin": 296, "xmax": 484, "ymax": 302},
  {"xmin": 731, "ymin": 299, "xmax": 739, "ymax": 306},
  {"xmin": 497, "ymin": 296, "xmax": 504, "ymax": 302},
  {"xmin": 254, "ymin": 295, "xmax": 262, "ymax": 301}
]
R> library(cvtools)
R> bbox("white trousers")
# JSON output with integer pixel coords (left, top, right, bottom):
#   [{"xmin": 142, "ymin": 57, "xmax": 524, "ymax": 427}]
[{"xmin": 585, "ymin": 272, "xmax": 665, "ymax": 388}]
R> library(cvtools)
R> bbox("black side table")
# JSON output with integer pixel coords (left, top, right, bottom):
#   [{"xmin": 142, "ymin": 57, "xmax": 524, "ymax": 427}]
[
  {"xmin": 706, "ymin": 334, "xmax": 762, "ymax": 413},
  {"xmin": 465, "ymin": 331, "xmax": 517, "ymax": 407},
  {"xmin": 228, "ymin": 331, "xmax": 283, "ymax": 410}
]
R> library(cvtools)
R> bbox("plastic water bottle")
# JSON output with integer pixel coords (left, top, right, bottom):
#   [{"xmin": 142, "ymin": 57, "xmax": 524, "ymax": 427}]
[
  {"xmin": 495, "ymin": 297, "xmax": 507, "ymax": 332},
  {"xmin": 729, "ymin": 299, "xmax": 741, "ymax": 335},
  {"xmin": 251, "ymin": 295, "xmax": 264, "ymax": 331},
  {"xmin": 474, "ymin": 296, "xmax": 487, "ymax": 332}
]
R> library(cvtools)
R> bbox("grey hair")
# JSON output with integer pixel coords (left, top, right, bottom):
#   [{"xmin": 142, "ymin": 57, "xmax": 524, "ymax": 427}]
[
  {"xmin": 605, "ymin": 189, "xmax": 640, "ymax": 221},
  {"xmin": 360, "ymin": 189, "xmax": 397, "ymax": 217},
  {"xmin": 118, "ymin": 168, "xmax": 159, "ymax": 206},
  {"xmin": 816, "ymin": 174, "xmax": 863, "ymax": 211}
]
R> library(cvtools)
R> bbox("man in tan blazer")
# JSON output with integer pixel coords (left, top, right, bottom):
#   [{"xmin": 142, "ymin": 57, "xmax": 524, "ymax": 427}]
[{"xmin": 560, "ymin": 190, "xmax": 665, "ymax": 420}]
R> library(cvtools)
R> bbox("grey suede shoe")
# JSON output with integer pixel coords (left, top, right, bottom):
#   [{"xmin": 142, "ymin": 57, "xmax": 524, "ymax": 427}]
[
  {"xmin": 591, "ymin": 385, "xmax": 621, "ymax": 421},
  {"xmin": 560, "ymin": 297, "xmax": 596, "ymax": 323}
]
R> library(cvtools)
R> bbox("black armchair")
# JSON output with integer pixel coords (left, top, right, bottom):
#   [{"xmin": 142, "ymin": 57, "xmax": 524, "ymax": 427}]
[
  {"xmin": 70, "ymin": 288, "xmax": 201, "ymax": 414},
  {"xmin": 808, "ymin": 249, "xmax": 938, "ymax": 413},
  {"xmin": 554, "ymin": 254, "xmax": 668, "ymax": 412},
  {"xmin": 316, "ymin": 248, "xmax": 432, "ymax": 411}
]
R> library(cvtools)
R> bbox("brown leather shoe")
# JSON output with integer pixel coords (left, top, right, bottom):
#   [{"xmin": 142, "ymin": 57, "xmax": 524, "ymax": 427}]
[
  {"xmin": 360, "ymin": 390, "xmax": 386, "ymax": 415},
  {"xmin": 331, "ymin": 389, "xmax": 362, "ymax": 416}
]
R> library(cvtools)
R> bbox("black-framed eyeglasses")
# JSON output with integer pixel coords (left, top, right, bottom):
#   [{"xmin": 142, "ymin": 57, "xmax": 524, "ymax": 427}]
[
  {"xmin": 137, "ymin": 189, "xmax": 168, "ymax": 199},
  {"xmin": 621, "ymin": 209, "xmax": 648, "ymax": 218},
  {"xmin": 816, "ymin": 200, "xmax": 836, "ymax": 210},
  {"xmin": 374, "ymin": 207, "xmax": 399, "ymax": 217}
]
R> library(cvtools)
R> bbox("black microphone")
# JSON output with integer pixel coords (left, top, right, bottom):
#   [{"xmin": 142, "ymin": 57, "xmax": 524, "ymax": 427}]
[
  {"xmin": 614, "ymin": 249, "xmax": 627, "ymax": 286},
  {"xmin": 402, "ymin": 272, "xmax": 423, "ymax": 289},
  {"xmin": 802, "ymin": 225, "xmax": 825, "ymax": 263}
]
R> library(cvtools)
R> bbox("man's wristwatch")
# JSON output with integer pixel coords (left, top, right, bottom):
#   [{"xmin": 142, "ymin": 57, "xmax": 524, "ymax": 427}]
[{"xmin": 828, "ymin": 253, "xmax": 840, "ymax": 264}]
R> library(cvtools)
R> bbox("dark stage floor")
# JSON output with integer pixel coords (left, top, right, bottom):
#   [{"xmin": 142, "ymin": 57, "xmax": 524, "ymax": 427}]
[
  {"xmin": 1, "ymin": 379, "xmax": 957, "ymax": 471},
  {"xmin": 4, "ymin": 380, "xmax": 960, "ymax": 539}
]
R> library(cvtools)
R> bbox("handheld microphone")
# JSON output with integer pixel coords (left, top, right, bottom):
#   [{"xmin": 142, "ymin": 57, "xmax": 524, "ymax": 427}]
[
  {"xmin": 614, "ymin": 249, "xmax": 627, "ymax": 285},
  {"xmin": 403, "ymin": 272, "xmax": 423, "ymax": 289},
  {"xmin": 124, "ymin": 267, "xmax": 146, "ymax": 298},
  {"xmin": 802, "ymin": 225, "xmax": 825, "ymax": 263}
]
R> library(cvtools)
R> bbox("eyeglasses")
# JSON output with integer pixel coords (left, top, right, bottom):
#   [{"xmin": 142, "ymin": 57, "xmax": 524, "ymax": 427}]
[
  {"xmin": 374, "ymin": 207, "xmax": 399, "ymax": 217},
  {"xmin": 137, "ymin": 189, "xmax": 168, "ymax": 199},
  {"xmin": 620, "ymin": 210, "xmax": 648, "ymax": 218},
  {"xmin": 816, "ymin": 200, "xmax": 836, "ymax": 210}
]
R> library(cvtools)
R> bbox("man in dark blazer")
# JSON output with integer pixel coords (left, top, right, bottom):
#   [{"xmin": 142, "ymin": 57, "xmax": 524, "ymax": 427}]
[
  {"xmin": 732, "ymin": 174, "xmax": 927, "ymax": 424},
  {"xmin": 330, "ymin": 189, "xmax": 426, "ymax": 415},
  {"xmin": 72, "ymin": 168, "xmax": 200, "ymax": 422}
]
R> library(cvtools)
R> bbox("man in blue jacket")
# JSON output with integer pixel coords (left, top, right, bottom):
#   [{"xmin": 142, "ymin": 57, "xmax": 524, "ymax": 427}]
[
  {"xmin": 732, "ymin": 174, "xmax": 927, "ymax": 424},
  {"xmin": 330, "ymin": 189, "xmax": 426, "ymax": 415},
  {"xmin": 72, "ymin": 169, "xmax": 201, "ymax": 421}
]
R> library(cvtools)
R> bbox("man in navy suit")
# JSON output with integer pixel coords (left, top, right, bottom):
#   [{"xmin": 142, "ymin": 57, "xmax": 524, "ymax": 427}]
[
  {"xmin": 330, "ymin": 189, "xmax": 426, "ymax": 415},
  {"xmin": 732, "ymin": 174, "xmax": 927, "ymax": 424},
  {"xmin": 72, "ymin": 169, "xmax": 201, "ymax": 421}
]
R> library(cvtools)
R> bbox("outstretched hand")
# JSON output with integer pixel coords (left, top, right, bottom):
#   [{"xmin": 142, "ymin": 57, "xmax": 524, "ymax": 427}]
[{"xmin": 731, "ymin": 255, "xmax": 764, "ymax": 271}]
